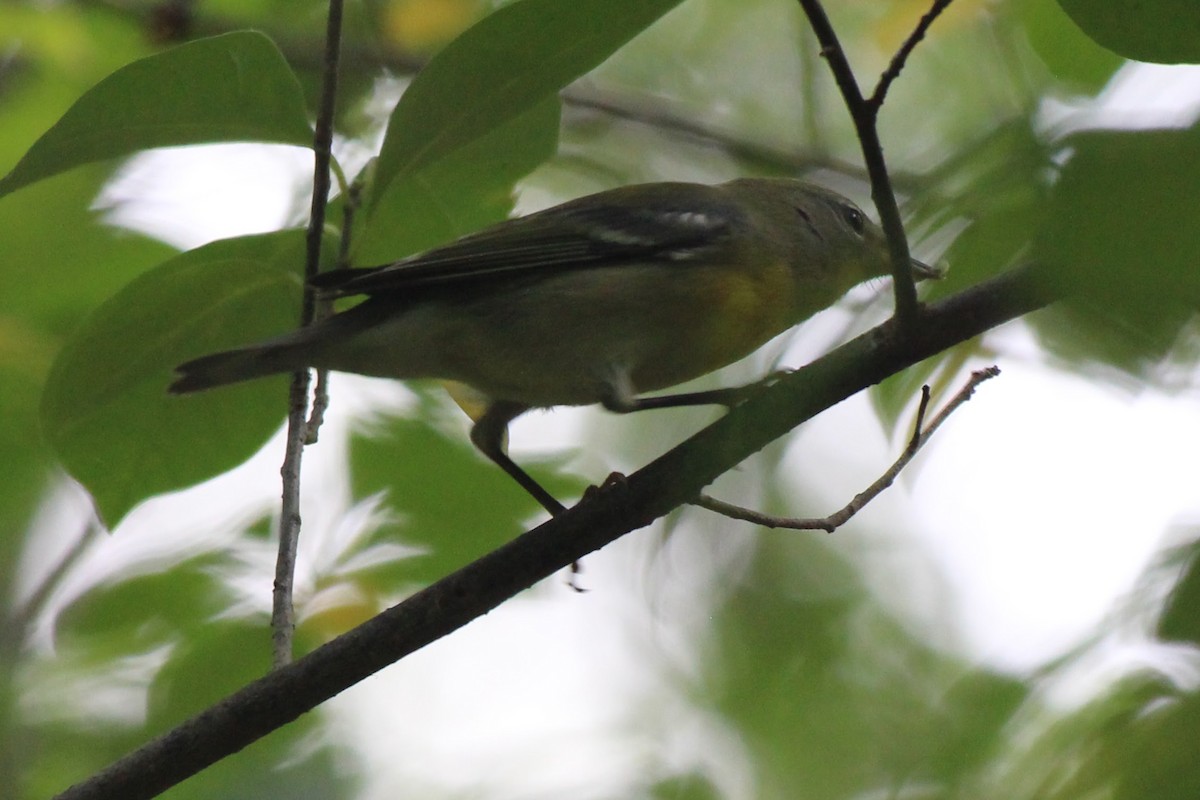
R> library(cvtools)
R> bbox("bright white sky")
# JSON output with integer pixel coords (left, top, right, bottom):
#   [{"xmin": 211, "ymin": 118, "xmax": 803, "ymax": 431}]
[{"xmin": 23, "ymin": 59, "xmax": 1200, "ymax": 799}]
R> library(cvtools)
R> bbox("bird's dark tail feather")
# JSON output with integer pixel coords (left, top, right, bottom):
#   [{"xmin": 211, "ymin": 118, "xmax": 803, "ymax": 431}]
[{"xmin": 169, "ymin": 340, "xmax": 312, "ymax": 394}]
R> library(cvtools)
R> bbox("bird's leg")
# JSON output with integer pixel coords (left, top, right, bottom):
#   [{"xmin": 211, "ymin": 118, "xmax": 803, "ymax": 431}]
[
  {"xmin": 470, "ymin": 401, "xmax": 566, "ymax": 516},
  {"xmin": 473, "ymin": 401, "xmax": 589, "ymax": 589}
]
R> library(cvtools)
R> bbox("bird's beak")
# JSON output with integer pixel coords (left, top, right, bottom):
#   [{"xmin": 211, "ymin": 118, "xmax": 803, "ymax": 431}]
[{"xmin": 910, "ymin": 258, "xmax": 945, "ymax": 281}]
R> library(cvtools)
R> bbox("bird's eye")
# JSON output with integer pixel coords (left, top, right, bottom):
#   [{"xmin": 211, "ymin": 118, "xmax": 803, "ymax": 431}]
[{"xmin": 842, "ymin": 205, "xmax": 865, "ymax": 235}]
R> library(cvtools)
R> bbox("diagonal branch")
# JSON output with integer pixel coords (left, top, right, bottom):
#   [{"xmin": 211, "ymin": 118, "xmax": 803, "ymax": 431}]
[
  {"xmin": 693, "ymin": 366, "xmax": 999, "ymax": 531},
  {"xmin": 53, "ymin": 263, "xmax": 1054, "ymax": 800}
]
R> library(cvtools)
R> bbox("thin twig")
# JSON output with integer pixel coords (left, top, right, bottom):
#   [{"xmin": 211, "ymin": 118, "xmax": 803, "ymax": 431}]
[
  {"xmin": 871, "ymin": 0, "xmax": 956, "ymax": 109},
  {"xmin": 795, "ymin": 0, "xmax": 921, "ymax": 326},
  {"xmin": 693, "ymin": 366, "xmax": 1000, "ymax": 531},
  {"xmin": 303, "ymin": 158, "xmax": 360, "ymax": 445},
  {"xmin": 272, "ymin": 0, "xmax": 344, "ymax": 670}
]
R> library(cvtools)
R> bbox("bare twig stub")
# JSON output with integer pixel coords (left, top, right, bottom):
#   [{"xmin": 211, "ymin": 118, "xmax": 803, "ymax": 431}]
[
  {"xmin": 693, "ymin": 366, "xmax": 1000, "ymax": 531},
  {"xmin": 304, "ymin": 368, "xmax": 331, "ymax": 445}
]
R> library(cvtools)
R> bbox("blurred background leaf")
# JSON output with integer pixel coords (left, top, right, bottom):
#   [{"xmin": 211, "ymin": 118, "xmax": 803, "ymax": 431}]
[{"xmin": 0, "ymin": 31, "xmax": 313, "ymax": 198}]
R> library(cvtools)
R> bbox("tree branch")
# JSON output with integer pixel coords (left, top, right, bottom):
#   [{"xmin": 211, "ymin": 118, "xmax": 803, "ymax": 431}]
[
  {"xmin": 53, "ymin": 263, "xmax": 1054, "ymax": 800},
  {"xmin": 795, "ymin": 0, "xmax": 922, "ymax": 326},
  {"xmin": 693, "ymin": 366, "xmax": 999, "ymax": 530}
]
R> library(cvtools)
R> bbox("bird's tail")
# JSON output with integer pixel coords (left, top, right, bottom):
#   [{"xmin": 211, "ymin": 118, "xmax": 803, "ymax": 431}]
[{"xmin": 169, "ymin": 336, "xmax": 316, "ymax": 394}]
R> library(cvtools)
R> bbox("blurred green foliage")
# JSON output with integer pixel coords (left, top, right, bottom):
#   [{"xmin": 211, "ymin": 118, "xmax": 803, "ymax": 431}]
[{"xmin": 1, "ymin": 0, "xmax": 1199, "ymax": 798}]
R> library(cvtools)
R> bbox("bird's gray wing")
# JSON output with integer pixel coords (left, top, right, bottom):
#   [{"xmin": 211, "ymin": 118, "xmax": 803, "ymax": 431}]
[{"xmin": 310, "ymin": 184, "xmax": 741, "ymax": 298}]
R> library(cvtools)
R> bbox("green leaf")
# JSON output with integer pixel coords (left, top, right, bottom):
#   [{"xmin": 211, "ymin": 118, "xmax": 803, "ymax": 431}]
[
  {"xmin": 0, "ymin": 167, "xmax": 179, "ymax": 328},
  {"xmin": 1057, "ymin": 0, "xmax": 1200, "ymax": 64},
  {"xmin": 40, "ymin": 231, "xmax": 307, "ymax": 527},
  {"xmin": 1035, "ymin": 125, "xmax": 1200, "ymax": 312},
  {"xmin": 1031, "ymin": 126, "xmax": 1200, "ymax": 379},
  {"xmin": 1018, "ymin": 0, "xmax": 1123, "ymax": 92},
  {"xmin": 650, "ymin": 775, "xmax": 722, "ymax": 800},
  {"xmin": 1116, "ymin": 690, "xmax": 1200, "ymax": 800},
  {"xmin": 707, "ymin": 538, "xmax": 1027, "ymax": 799},
  {"xmin": 367, "ymin": 0, "xmax": 685, "ymax": 213},
  {"xmin": 0, "ymin": 166, "xmax": 176, "ymax": 552},
  {"xmin": 56, "ymin": 556, "xmax": 232, "ymax": 654},
  {"xmin": 0, "ymin": 31, "xmax": 312, "ymax": 199},
  {"xmin": 354, "ymin": 98, "xmax": 561, "ymax": 264}
]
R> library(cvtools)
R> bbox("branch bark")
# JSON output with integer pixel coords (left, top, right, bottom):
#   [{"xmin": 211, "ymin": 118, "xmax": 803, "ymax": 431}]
[{"xmin": 54, "ymin": 263, "xmax": 1054, "ymax": 800}]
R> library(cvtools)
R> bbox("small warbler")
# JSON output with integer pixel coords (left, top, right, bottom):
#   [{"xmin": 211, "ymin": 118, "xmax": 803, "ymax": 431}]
[{"xmin": 171, "ymin": 178, "xmax": 938, "ymax": 513}]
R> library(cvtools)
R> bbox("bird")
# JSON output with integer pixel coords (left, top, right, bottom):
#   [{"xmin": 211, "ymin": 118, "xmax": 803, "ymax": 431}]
[{"xmin": 170, "ymin": 177, "xmax": 938, "ymax": 514}]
